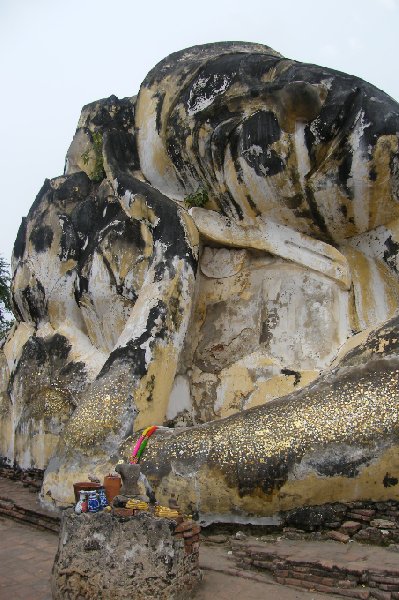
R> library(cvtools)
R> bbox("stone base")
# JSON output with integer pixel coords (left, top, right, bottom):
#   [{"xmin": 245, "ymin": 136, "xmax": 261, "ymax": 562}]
[
  {"xmin": 51, "ymin": 510, "xmax": 201, "ymax": 599},
  {"xmin": 230, "ymin": 537, "xmax": 399, "ymax": 599},
  {"xmin": 0, "ymin": 461, "xmax": 44, "ymax": 492}
]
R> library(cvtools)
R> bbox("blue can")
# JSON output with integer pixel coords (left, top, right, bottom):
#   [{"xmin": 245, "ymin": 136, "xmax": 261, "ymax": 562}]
[
  {"xmin": 98, "ymin": 487, "xmax": 108, "ymax": 509},
  {"xmin": 88, "ymin": 490, "xmax": 100, "ymax": 512}
]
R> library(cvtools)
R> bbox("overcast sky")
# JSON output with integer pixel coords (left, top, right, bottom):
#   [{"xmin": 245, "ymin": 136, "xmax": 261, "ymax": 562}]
[{"xmin": 1, "ymin": 0, "xmax": 398, "ymax": 265}]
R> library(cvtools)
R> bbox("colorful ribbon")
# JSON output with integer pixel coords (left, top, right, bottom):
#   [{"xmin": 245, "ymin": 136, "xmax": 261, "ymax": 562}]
[{"xmin": 130, "ymin": 425, "xmax": 158, "ymax": 463}]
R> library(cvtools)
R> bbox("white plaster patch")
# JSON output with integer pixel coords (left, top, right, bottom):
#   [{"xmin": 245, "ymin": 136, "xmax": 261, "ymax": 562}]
[
  {"xmin": 348, "ymin": 226, "xmax": 392, "ymax": 261},
  {"xmin": 166, "ymin": 376, "xmax": 192, "ymax": 421},
  {"xmin": 348, "ymin": 110, "xmax": 372, "ymax": 233},
  {"xmin": 294, "ymin": 120, "xmax": 311, "ymax": 188}
]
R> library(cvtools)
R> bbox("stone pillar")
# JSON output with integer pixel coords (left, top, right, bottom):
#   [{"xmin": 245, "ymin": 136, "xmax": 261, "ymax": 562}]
[{"xmin": 52, "ymin": 510, "xmax": 201, "ymax": 599}]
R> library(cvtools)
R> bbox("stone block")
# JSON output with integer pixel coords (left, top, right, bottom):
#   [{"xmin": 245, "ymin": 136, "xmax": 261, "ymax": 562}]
[
  {"xmin": 370, "ymin": 576, "xmax": 399, "ymax": 585},
  {"xmin": 327, "ymin": 530, "xmax": 350, "ymax": 543},
  {"xmin": 354, "ymin": 528, "xmax": 386, "ymax": 544},
  {"xmin": 341, "ymin": 520, "xmax": 362, "ymax": 534},
  {"xmin": 370, "ymin": 590, "xmax": 392, "ymax": 600},
  {"xmin": 175, "ymin": 520, "xmax": 195, "ymax": 533},
  {"xmin": 348, "ymin": 512, "xmax": 373, "ymax": 522},
  {"xmin": 371, "ymin": 520, "xmax": 397, "ymax": 530},
  {"xmin": 52, "ymin": 510, "xmax": 201, "ymax": 600}
]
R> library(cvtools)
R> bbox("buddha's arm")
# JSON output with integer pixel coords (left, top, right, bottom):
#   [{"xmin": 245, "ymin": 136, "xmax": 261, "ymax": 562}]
[{"xmin": 190, "ymin": 207, "xmax": 351, "ymax": 290}]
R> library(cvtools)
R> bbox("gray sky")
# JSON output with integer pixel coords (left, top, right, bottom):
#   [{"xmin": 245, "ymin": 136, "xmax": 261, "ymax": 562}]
[{"xmin": 1, "ymin": 0, "xmax": 398, "ymax": 265}]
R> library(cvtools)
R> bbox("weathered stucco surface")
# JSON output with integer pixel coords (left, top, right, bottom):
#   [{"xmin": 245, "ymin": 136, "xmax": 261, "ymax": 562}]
[
  {"xmin": 52, "ymin": 511, "xmax": 200, "ymax": 599},
  {"xmin": 1, "ymin": 42, "xmax": 399, "ymax": 521}
]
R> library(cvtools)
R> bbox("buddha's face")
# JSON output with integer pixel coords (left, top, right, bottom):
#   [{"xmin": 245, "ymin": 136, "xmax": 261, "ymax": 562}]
[{"xmin": 136, "ymin": 46, "xmax": 399, "ymax": 243}]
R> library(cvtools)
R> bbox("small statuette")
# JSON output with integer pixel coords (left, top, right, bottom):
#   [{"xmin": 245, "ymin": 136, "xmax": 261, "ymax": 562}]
[
  {"xmin": 75, "ymin": 491, "xmax": 88, "ymax": 514},
  {"xmin": 88, "ymin": 490, "xmax": 100, "ymax": 513}
]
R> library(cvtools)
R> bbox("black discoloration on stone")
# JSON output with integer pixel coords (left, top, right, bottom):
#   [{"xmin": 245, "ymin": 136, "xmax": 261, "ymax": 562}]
[
  {"xmin": 185, "ymin": 57, "xmax": 237, "ymax": 116},
  {"xmin": 75, "ymin": 275, "xmax": 88, "ymax": 301},
  {"xmin": 99, "ymin": 300, "xmax": 168, "ymax": 379},
  {"xmin": 369, "ymin": 166, "xmax": 377, "ymax": 181},
  {"xmin": 15, "ymin": 337, "xmax": 48, "ymax": 370},
  {"xmin": 53, "ymin": 172, "xmax": 91, "ymax": 202},
  {"xmin": 13, "ymin": 218, "xmax": 27, "ymax": 261},
  {"xmin": 305, "ymin": 187, "xmax": 332, "ymax": 241},
  {"xmin": 209, "ymin": 115, "xmax": 241, "ymax": 173},
  {"xmin": 154, "ymin": 261, "xmax": 175, "ymax": 282},
  {"xmin": 30, "ymin": 225, "xmax": 54, "ymax": 253},
  {"xmin": 154, "ymin": 91, "xmax": 165, "ymax": 134},
  {"xmin": 59, "ymin": 361, "xmax": 86, "ymax": 387},
  {"xmin": 260, "ymin": 308, "xmax": 279, "ymax": 347},
  {"xmin": 10, "ymin": 334, "xmax": 87, "ymax": 424},
  {"xmin": 337, "ymin": 146, "xmax": 354, "ymax": 199},
  {"xmin": 309, "ymin": 454, "xmax": 372, "ymax": 478},
  {"xmin": 244, "ymin": 110, "xmax": 281, "ymax": 147},
  {"xmin": 245, "ymin": 194, "xmax": 262, "ymax": 216},
  {"xmin": 81, "ymin": 95, "xmax": 136, "ymax": 132},
  {"xmin": 384, "ymin": 236, "xmax": 399, "ymax": 273},
  {"xmin": 240, "ymin": 111, "xmax": 285, "ymax": 178},
  {"xmin": 21, "ymin": 280, "xmax": 46, "ymax": 324},
  {"xmin": 284, "ymin": 504, "xmax": 347, "ymax": 532},
  {"xmin": 10, "ymin": 332, "xmax": 86, "ymax": 402},
  {"xmin": 239, "ymin": 454, "xmax": 290, "ymax": 497},
  {"xmin": 383, "ymin": 472, "xmax": 398, "ymax": 487},
  {"xmin": 43, "ymin": 334, "xmax": 72, "ymax": 362},
  {"xmin": 103, "ymin": 129, "xmax": 139, "ymax": 176},
  {"xmin": 58, "ymin": 215, "xmax": 79, "ymax": 262},
  {"xmin": 338, "ymin": 314, "xmax": 399, "ymax": 367},
  {"xmin": 281, "ymin": 368, "xmax": 301, "ymax": 386}
]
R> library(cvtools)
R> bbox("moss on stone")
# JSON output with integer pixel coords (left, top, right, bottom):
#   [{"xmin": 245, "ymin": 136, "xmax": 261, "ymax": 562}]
[
  {"xmin": 81, "ymin": 130, "xmax": 105, "ymax": 183},
  {"xmin": 184, "ymin": 187, "xmax": 208, "ymax": 209}
]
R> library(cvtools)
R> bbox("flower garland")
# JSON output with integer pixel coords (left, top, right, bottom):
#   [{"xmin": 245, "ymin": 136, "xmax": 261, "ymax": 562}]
[{"xmin": 130, "ymin": 425, "xmax": 159, "ymax": 463}]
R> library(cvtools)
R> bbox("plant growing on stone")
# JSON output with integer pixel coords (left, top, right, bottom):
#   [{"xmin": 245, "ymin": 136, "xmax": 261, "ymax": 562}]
[
  {"xmin": 81, "ymin": 130, "xmax": 105, "ymax": 183},
  {"xmin": 184, "ymin": 186, "xmax": 209, "ymax": 209}
]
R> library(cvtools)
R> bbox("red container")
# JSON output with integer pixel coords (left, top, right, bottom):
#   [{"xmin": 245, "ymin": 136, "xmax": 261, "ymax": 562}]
[
  {"xmin": 73, "ymin": 482, "xmax": 101, "ymax": 502},
  {"xmin": 103, "ymin": 475, "xmax": 122, "ymax": 504}
]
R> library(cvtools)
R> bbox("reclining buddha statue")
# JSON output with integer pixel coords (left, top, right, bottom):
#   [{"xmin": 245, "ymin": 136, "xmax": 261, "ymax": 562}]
[{"xmin": 1, "ymin": 42, "xmax": 399, "ymax": 521}]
